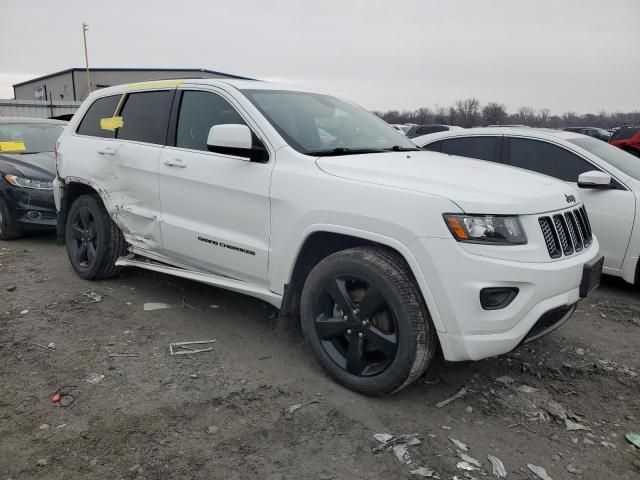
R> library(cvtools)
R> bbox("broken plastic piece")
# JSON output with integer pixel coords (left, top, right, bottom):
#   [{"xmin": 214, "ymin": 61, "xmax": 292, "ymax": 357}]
[
  {"xmin": 436, "ymin": 387, "xmax": 467, "ymax": 408},
  {"xmin": 169, "ymin": 339, "xmax": 216, "ymax": 355},
  {"xmin": 626, "ymin": 432, "xmax": 640, "ymax": 448},
  {"xmin": 409, "ymin": 467, "xmax": 439, "ymax": 478},
  {"xmin": 527, "ymin": 463, "xmax": 554, "ymax": 480},
  {"xmin": 448, "ymin": 437, "xmax": 468, "ymax": 452},
  {"xmin": 487, "ymin": 455, "xmax": 507, "ymax": 477},
  {"xmin": 85, "ymin": 373, "xmax": 105, "ymax": 384},
  {"xmin": 372, "ymin": 433, "xmax": 420, "ymax": 453},
  {"xmin": 392, "ymin": 444, "xmax": 412, "ymax": 464},
  {"xmin": 456, "ymin": 461, "xmax": 479, "ymax": 471},
  {"xmin": 144, "ymin": 302, "xmax": 171, "ymax": 311},
  {"xmin": 457, "ymin": 452, "xmax": 481, "ymax": 468}
]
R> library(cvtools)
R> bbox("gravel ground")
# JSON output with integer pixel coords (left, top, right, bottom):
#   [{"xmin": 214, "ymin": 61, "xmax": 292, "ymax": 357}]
[{"xmin": 1, "ymin": 233, "xmax": 639, "ymax": 479}]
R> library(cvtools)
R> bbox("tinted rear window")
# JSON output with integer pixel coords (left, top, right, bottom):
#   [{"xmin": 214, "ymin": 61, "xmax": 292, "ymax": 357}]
[
  {"xmin": 116, "ymin": 91, "xmax": 173, "ymax": 144},
  {"xmin": 440, "ymin": 136, "xmax": 500, "ymax": 162},
  {"xmin": 611, "ymin": 127, "xmax": 640, "ymax": 141},
  {"xmin": 423, "ymin": 140, "xmax": 443, "ymax": 152},
  {"xmin": 76, "ymin": 95, "xmax": 121, "ymax": 138}
]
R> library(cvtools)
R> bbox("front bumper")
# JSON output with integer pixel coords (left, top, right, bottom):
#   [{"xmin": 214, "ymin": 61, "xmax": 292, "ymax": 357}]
[
  {"xmin": 1, "ymin": 186, "xmax": 56, "ymax": 230},
  {"xmin": 409, "ymin": 235, "xmax": 601, "ymax": 362}
]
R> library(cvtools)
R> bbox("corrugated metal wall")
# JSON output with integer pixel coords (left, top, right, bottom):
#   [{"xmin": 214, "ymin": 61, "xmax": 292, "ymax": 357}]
[{"xmin": 0, "ymin": 99, "xmax": 80, "ymax": 119}]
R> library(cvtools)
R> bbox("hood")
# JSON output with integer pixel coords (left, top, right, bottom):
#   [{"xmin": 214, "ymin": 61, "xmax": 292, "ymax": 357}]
[
  {"xmin": 0, "ymin": 152, "xmax": 56, "ymax": 180},
  {"xmin": 316, "ymin": 151, "xmax": 580, "ymax": 215}
]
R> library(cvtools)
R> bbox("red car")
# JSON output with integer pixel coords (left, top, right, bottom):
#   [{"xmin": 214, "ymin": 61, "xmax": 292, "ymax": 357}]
[{"xmin": 609, "ymin": 126, "xmax": 640, "ymax": 157}]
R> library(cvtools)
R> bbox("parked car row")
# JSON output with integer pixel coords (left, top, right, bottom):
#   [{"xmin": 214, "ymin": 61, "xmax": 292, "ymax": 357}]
[
  {"xmin": 412, "ymin": 127, "xmax": 640, "ymax": 285},
  {"xmin": 2, "ymin": 81, "xmax": 612, "ymax": 396},
  {"xmin": 0, "ymin": 118, "xmax": 66, "ymax": 239}
]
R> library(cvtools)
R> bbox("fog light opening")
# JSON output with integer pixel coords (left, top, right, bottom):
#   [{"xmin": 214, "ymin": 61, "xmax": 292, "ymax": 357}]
[
  {"xmin": 26, "ymin": 211, "xmax": 42, "ymax": 220},
  {"xmin": 480, "ymin": 287, "xmax": 519, "ymax": 310}
]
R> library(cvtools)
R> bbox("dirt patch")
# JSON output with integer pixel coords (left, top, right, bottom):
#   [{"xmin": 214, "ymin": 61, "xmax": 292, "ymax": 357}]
[{"xmin": 1, "ymin": 234, "xmax": 639, "ymax": 479}]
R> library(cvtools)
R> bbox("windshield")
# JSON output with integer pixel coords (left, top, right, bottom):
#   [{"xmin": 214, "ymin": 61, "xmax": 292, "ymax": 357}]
[
  {"xmin": 241, "ymin": 89, "xmax": 418, "ymax": 156},
  {"xmin": 569, "ymin": 136, "xmax": 640, "ymax": 180},
  {"xmin": 611, "ymin": 127, "xmax": 640, "ymax": 141},
  {"xmin": 0, "ymin": 123, "xmax": 64, "ymax": 153}
]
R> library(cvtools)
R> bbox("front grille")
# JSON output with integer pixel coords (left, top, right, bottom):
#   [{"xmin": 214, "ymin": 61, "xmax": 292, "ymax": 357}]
[{"xmin": 539, "ymin": 206, "xmax": 592, "ymax": 258}]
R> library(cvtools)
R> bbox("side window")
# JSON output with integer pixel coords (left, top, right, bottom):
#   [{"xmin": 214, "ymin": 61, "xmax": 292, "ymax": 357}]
[
  {"xmin": 509, "ymin": 138, "xmax": 594, "ymax": 182},
  {"xmin": 423, "ymin": 140, "xmax": 442, "ymax": 152},
  {"xmin": 441, "ymin": 136, "xmax": 500, "ymax": 162},
  {"xmin": 176, "ymin": 91, "xmax": 246, "ymax": 152},
  {"xmin": 116, "ymin": 90, "xmax": 173, "ymax": 144},
  {"xmin": 76, "ymin": 95, "xmax": 121, "ymax": 138}
]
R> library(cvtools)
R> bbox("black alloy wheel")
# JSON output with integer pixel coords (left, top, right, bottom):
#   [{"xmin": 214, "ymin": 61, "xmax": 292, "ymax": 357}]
[
  {"xmin": 65, "ymin": 194, "xmax": 127, "ymax": 280},
  {"xmin": 300, "ymin": 247, "xmax": 437, "ymax": 396},
  {"xmin": 69, "ymin": 206, "xmax": 98, "ymax": 268},
  {"xmin": 313, "ymin": 274, "xmax": 399, "ymax": 376}
]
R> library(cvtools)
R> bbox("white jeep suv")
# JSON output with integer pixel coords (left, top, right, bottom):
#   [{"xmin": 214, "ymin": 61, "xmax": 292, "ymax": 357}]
[{"xmin": 55, "ymin": 79, "xmax": 602, "ymax": 395}]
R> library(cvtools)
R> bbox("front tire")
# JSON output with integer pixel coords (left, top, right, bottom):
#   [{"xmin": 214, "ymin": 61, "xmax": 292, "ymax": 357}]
[
  {"xmin": 65, "ymin": 194, "xmax": 127, "ymax": 280},
  {"xmin": 300, "ymin": 247, "xmax": 437, "ymax": 396},
  {"xmin": 0, "ymin": 197, "xmax": 22, "ymax": 240}
]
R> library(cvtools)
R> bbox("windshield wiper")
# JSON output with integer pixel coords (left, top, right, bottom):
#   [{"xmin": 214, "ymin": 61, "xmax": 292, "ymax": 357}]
[
  {"xmin": 384, "ymin": 145, "xmax": 422, "ymax": 152},
  {"xmin": 308, "ymin": 147, "xmax": 387, "ymax": 157}
]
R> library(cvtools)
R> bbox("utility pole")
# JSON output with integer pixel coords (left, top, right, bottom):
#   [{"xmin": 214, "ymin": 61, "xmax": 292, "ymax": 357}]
[{"xmin": 82, "ymin": 22, "xmax": 91, "ymax": 98}]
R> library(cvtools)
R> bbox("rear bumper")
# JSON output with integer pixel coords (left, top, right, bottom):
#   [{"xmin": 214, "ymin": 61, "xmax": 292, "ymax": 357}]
[
  {"xmin": 409, "ymin": 236, "xmax": 601, "ymax": 361},
  {"xmin": 1, "ymin": 186, "xmax": 56, "ymax": 230}
]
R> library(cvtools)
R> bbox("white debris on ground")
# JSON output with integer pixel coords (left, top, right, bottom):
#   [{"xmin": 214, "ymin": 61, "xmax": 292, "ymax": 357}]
[
  {"xmin": 80, "ymin": 291, "xmax": 102, "ymax": 303},
  {"xmin": 449, "ymin": 437, "xmax": 468, "ymax": 451},
  {"xmin": 143, "ymin": 302, "xmax": 171, "ymax": 311},
  {"xmin": 487, "ymin": 455, "xmax": 507, "ymax": 478},
  {"xmin": 84, "ymin": 373, "xmax": 105, "ymax": 384},
  {"xmin": 528, "ymin": 463, "xmax": 554, "ymax": 480}
]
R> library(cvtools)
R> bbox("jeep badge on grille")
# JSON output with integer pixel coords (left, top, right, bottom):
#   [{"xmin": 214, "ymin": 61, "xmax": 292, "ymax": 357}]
[{"xmin": 565, "ymin": 194, "xmax": 576, "ymax": 204}]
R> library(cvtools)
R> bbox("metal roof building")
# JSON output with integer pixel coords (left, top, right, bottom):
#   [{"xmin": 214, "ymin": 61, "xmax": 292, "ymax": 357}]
[{"xmin": 12, "ymin": 67, "xmax": 252, "ymax": 102}]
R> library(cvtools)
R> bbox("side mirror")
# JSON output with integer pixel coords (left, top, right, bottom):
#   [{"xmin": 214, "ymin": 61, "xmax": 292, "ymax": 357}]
[
  {"xmin": 577, "ymin": 170, "xmax": 613, "ymax": 189},
  {"xmin": 207, "ymin": 124, "xmax": 268, "ymax": 163}
]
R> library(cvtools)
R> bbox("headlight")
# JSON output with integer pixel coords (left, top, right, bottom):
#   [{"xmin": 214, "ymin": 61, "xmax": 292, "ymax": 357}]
[
  {"xmin": 443, "ymin": 214, "xmax": 527, "ymax": 245},
  {"xmin": 4, "ymin": 174, "xmax": 53, "ymax": 190}
]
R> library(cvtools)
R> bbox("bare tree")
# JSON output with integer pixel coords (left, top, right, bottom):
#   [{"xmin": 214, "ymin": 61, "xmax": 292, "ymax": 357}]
[
  {"xmin": 481, "ymin": 102, "xmax": 507, "ymax": 125},
  {"xmin": 374, "ymin": 100, "xmax": 639, "ymax": 130},
  {"xmin": 455, "ymin": 98, "xmax": 481, "ymax": 127},
  {"xmin": 517, "ymin": 107, "xmax": 536, "ymax": 126}
]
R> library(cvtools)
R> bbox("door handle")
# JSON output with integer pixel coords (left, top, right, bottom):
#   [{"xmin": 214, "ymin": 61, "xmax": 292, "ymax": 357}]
[
  {"xmin": 163, "ymin": 158, "xmax": 187, "ymax": 168},
  {"xmin": 97, "ymin": 146, "xmax": 117, "ymax": 155}
]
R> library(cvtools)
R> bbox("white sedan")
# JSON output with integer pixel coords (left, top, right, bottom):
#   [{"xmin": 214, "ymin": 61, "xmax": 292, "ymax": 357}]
[{"xmin": 412, "ymin": 127, "xmax": 640, "ymax": 284}]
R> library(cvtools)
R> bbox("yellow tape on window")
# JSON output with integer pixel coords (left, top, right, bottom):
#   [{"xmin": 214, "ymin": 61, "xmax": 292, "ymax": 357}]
[
  {"xmin": 0, "ymin": 141, "xmax": 27, "ymax": 152},
  {"xmin": 100, "ymin": 116, "xmax": 124, "ymax": 131}
]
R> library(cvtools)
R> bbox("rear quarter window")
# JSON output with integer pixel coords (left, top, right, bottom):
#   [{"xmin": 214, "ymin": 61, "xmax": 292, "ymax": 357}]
[
  {"xmin": 423, "ymin": 140, "xmax": 443, "ymax": 152},
  {"xmin": 440, "ymin": 136, "xmax": 500, "ymax": 162},
  {"xmin": 76, "ymin": 95, "xmax": 121, "ymax": 138}
]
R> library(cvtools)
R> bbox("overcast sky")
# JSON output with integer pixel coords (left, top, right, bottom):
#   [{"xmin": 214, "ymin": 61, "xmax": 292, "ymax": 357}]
[{"xmin": 2, "ymin": 0, "xmax": 638, "ymax": 114}]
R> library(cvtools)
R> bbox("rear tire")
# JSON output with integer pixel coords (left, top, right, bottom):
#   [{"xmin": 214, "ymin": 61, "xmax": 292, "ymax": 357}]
[
  {"xmin": 300, "ymin": 246, "xmax": 437, "ymax": 396},
  {"xmin": 65, "ymin": 194, "xmax": 127, "ymax": 280},
  {"xmin": 0, "ymin": 197, "xmax": 22, "ymax": 240}
]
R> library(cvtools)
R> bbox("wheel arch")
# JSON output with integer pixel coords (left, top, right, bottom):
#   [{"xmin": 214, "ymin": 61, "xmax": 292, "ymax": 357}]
[
  {"xmin": 278, "ymin": 226, "xmax": 445, "ymax": 334},
  {"xmin": 56, "ymin": 178, "xmax": 104, "ymax": 244}
]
